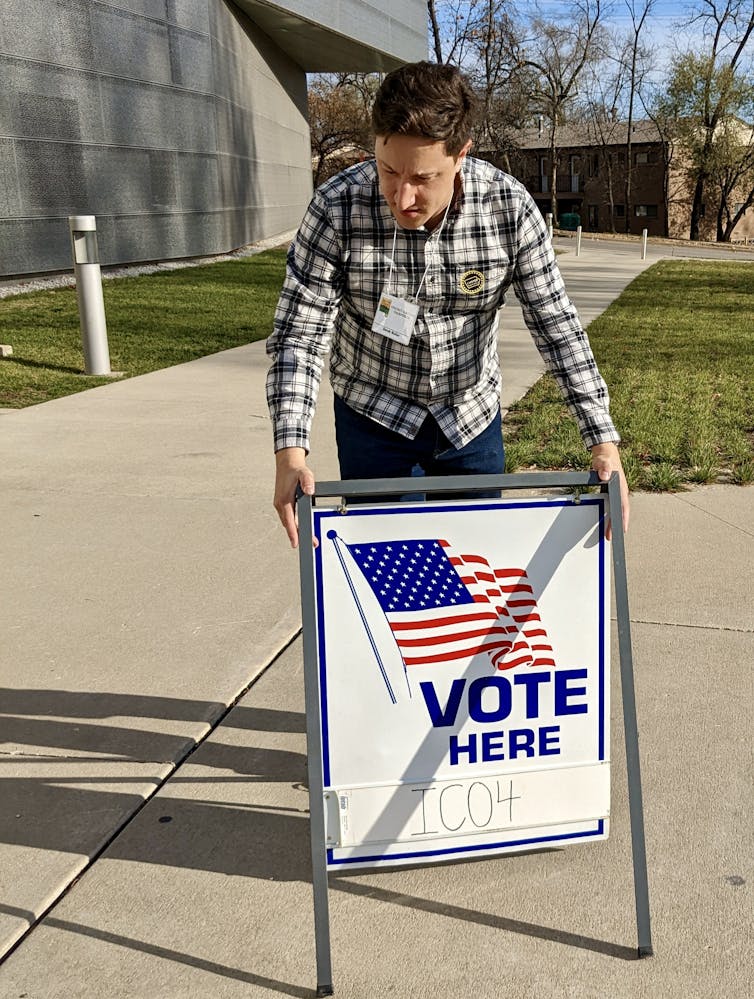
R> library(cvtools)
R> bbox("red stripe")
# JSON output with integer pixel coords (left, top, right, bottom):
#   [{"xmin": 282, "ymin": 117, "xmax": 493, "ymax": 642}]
[
  {"xmin": 507, "ymin": 599, "xmax": 536, "ymax": 608},
  {"xmin": 495, "ymin": 568, "xmax": 528, "ymax": 578},
  {"xmin": 394, "ymin": 626, "xmax": 512, "ymax": 649},
  {"xmin": 494, "ymin": 653, "xmax": 535, "ymax": 670},
  {"xmin": 389, "ymin": 610, "xmax": 499, "ymax": 631},
  {"xmin": 513, "ymin": 613, "xmax": 541, "ymax": 623},
  {"xmin": 402, "ymin": 639, "xmax": 514, "ymax": 666}
]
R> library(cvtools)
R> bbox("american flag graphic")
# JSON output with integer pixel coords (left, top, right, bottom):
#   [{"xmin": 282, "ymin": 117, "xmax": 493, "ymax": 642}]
[{"xmin": 343, "ymin": 538, "xmax": 556, "ymax": 671}]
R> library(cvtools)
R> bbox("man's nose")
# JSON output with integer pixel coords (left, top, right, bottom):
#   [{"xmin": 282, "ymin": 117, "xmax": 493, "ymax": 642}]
[{"xmin": 396, "ymin": 181, "xmax": 417, "ymax": 209}]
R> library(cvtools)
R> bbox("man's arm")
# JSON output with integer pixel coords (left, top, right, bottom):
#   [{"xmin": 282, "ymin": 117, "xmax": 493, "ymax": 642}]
[
  {"xmin": 510, "ymin": 190, "xmax": 630, "ymax": 536},
  {"xmin": 266, "ymin": 190, "xmax": 344, "ymax": 545}
]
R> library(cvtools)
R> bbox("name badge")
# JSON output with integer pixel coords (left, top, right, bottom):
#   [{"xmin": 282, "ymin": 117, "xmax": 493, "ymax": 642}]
[{"xmin": 371, "ymin": 292, "xmax": 419, "ymax": 345}]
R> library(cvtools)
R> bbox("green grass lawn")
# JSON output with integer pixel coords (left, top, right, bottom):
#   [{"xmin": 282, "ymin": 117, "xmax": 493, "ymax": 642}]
[
  {"xmin": 2, "ymin": 254, "xmax": 753, "ymax": 491},
  {"xmin": 504, "ymin": 259, "xmax": 754, "ymax": 489},
  {"xmin": 0, "ymin": 248, "xmax": 288, "ymax": 408}
]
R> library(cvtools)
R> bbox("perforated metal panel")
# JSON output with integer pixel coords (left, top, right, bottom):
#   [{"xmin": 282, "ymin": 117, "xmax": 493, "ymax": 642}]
[
  {"xmin": 90, "ymin": 6, "xmax": 173, "ymax": 86},
  {"xmin": 15, "ymin": 140, "xmax": 88, "ymax": 215},
  {"xmin": 0, "ymin": 140, "xmax": 20, "ymax": 219}
]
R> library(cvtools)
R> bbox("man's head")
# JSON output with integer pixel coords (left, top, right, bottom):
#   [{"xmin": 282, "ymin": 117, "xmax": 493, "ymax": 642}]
[{"xmin": 371, "ymin": 62, "xmax": 476, "ymax": 230}]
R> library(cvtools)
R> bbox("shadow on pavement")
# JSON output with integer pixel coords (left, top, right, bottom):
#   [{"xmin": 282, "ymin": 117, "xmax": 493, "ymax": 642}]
[
  {"xmin": 0, "ymin": 903, "xmax": 314, "ymax": 998},
  {"xmin": 0, "ymin": 686, "xmax": 636, "ymax": 966}
]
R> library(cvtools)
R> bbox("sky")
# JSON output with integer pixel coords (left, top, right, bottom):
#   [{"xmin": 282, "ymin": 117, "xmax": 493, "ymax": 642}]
[
  {"xmin": 435, "ymin": 1, "xmax": 699, "ymax": 64},
  {"xmin": 433, "ymin": 1, "xmax": 718, "ymax": 93}
]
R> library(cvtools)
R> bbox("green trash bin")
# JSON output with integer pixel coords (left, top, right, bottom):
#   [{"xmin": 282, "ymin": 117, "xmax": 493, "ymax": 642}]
[{"xmin": 558, "ymin": 212, "xmax": 581, "ymax": 231}]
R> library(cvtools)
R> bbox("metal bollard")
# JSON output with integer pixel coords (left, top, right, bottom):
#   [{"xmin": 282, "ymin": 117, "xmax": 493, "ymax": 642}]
[
  {"xmin": 546, "ymin": 213, "xmax": 553, "ymax": 241},
  {"xmin": 576, "ymin": 225, "xmax": 582, "ymax": 256},
  {"xmin": 68, "ymin": 215, "xmax": 112, "ymax": 376},
  {"xmin": 641, "ymin": 228, "xmax": 648, "ymax": 260}
]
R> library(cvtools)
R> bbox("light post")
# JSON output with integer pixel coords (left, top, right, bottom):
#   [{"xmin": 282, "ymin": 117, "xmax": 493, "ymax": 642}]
[{"xmin": 68, "ymin": 215, "xmax": 114, "ymax": 376}]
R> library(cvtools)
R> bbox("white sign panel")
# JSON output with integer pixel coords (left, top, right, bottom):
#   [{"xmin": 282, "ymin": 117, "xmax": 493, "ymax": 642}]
[{"xmin": 312, "ymin": 495, "xmax": 610, "ymax": 869}]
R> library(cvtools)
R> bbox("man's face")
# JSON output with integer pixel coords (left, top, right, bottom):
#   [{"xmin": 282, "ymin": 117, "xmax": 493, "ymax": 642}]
[{"xmin": 375, "ymin": 134, "xmax": 471, "ymax": 230}]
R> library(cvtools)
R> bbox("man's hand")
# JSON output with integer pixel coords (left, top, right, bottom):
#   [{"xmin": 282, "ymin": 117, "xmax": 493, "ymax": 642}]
[
  {"xmin": 590, "ymin": 441, "xmax": 630, "ymax": 541},
  {"xmin": 273, "ymin": 447, "xmax": 315, "ymax": 548}
]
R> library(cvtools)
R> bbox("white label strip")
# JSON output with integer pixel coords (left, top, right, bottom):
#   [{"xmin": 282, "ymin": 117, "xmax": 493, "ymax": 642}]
[{"xmin": 329, "ymin": 763, "xmax": 610, "ymax": 848}]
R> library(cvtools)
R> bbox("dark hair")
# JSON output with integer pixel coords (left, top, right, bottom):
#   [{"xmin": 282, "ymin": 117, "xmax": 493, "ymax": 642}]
[{"xmin": 371, "ymin": 61, "xmax": 477, "ymax": 156}]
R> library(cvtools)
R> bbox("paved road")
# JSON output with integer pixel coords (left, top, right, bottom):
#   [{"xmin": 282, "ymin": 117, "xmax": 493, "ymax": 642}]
[{"xmin": 553, "ymin": 232, "xmax": 754, "ymax": 262}]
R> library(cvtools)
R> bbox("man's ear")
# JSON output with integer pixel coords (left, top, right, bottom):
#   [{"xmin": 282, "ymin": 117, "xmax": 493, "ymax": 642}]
[{"xmin": 456, "ymin": 139, "xmax": 473, "ymax": 168}]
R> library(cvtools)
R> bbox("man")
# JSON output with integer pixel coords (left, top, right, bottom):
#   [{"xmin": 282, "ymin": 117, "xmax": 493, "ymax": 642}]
[{"xmin": 266, "ymin": 61, "xmax": 629, "ymax": 547}]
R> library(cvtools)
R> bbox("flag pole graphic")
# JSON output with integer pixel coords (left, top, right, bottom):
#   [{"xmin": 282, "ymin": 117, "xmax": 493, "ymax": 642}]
[{"xmin": 327, "ymin": 531, "xmax": 401, "ymax": 704}]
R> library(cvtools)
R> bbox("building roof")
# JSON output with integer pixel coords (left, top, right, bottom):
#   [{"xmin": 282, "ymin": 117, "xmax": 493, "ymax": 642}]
[{"xmin": 516, "ymin": 119, "xmax": 664, "ymax": 150}]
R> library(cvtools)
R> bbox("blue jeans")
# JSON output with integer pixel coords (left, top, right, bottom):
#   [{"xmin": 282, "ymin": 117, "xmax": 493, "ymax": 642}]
[{"xmin": 333, "ymin": 395, "xmax": 504, "ymax": 500}]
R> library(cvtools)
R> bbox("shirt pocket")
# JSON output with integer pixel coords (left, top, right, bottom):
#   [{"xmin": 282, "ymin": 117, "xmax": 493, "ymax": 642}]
[{"xmin": 346, "ymin": 245, "xmax": 392, "ymax": 318}]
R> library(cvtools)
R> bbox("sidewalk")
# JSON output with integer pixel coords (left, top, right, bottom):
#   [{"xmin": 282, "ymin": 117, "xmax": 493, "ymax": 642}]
[{"xmin": 0, "ymin": 247, "xmax": 752, "ymax": 998}]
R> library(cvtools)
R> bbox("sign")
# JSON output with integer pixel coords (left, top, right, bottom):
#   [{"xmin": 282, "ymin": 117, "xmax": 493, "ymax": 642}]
[{"xmin": 312, "ymin": 494, "xmax": 610, "ymax": 869}]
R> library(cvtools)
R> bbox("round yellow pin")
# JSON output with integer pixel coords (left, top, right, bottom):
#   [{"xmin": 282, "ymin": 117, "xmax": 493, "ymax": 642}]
[{"xmin": 459, "ymin": 269, "xmax": 485, "ymax": 294}]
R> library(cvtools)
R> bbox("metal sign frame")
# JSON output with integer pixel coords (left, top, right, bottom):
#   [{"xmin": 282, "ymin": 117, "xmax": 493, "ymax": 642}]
[{"xmin": 297, "ymin": 471, "xmax": 652, "ymax": 997}]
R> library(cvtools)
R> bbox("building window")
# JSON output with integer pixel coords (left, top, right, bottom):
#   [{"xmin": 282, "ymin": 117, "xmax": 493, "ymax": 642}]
[
  {"xmin": 635, "ymin": 150, "xmax": 658, "ymax": 166},
  {"xmin": 613, "ymin": 204, "xmax": 625, "ymax": 217},
  {"xmin": 635, "ymin": 204, "xmax": 658, "ymax": 218}
]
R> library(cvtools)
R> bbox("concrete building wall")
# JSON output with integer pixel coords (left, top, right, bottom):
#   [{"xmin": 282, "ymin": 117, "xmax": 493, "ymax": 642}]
[{"xmin": 0, "ymin": 0, "xmax": 427, "ymax": 277}]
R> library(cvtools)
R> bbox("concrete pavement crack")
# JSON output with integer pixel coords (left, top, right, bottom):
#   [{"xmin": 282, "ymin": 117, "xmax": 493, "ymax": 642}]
[
  {"xmin": 675, "ymin": 494, "xmax": 754, "ymax": 538},
  {"xmin": 626, "ymin": 617, "xmax": 753, "ymax": 634}
]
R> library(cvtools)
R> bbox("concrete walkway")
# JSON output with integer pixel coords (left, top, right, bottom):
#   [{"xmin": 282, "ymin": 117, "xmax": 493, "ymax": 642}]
[{"xmin": 0, "ymin": 244, "xmax": 752, "ymax": 998}]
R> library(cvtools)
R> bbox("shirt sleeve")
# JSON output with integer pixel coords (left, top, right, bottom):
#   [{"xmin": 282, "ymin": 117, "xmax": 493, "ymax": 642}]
[
  {"xmin": 265, "ymin": 190, "xmax": 345, "ymax": 452},
  {"xmin": 510, "ymin": 192, "xmax": 620, "ymax": 450}
]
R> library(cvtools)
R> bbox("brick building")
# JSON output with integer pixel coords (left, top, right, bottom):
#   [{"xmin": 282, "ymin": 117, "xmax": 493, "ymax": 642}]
[{"xmin": 500, "ymin": 119, "xmax": 754, "ymax": 242}]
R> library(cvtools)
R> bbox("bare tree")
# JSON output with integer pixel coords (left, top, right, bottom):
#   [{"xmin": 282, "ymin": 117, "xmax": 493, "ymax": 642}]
[
  {"xmin": 710, "ymin": 120, "xmax": 754, "ymax": 239},
  {"xmin": 428, "ymin": 0, "xmax": 444, "ymax": 62},
  {"xmin": 520, "ymin": 0, "xmax": 609, "ymax": 220},
  {"xmin": 308, "ymin": 75, "xmax": 377, "ymax": 187},
  {"xmin": 425, "ymin": 0, "xmax": 492, "ymax": 67},
  {"xmin": 621, "ymin": 0, "xmax": 657, "ymax": 231},
  {"xmin": 668, "ymin": 0, "xmax": 754, "ymax": 239},
  {"xmin": 463, "ymin": 1, "xmax": 533, "ymax": 164},
  {"xmin": 582, "ymin": 52, "xmax": 631, "ymax": 231}
]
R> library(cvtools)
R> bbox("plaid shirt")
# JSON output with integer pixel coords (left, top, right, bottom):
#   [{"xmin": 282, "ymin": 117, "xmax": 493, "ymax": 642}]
[{"xmin": 266, "ymin": 156, "xmax": 618, "ymax": 452}]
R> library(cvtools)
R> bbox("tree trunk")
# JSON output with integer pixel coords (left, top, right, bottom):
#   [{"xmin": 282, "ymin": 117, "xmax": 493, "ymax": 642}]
[
  {"xmin": 549, "ymin": 134, "xmax": 558, "ymax": 223},
  {"xmin": 427, "ymin": 1, "xmax": 443, "ymax": 63},
  {"xmin": 689, "ymin": 174, "xmax": 706, "ymax": 241},
  {"xmin": 607, "ymin": 161, "xmax": 616, "ymax": 233}
]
